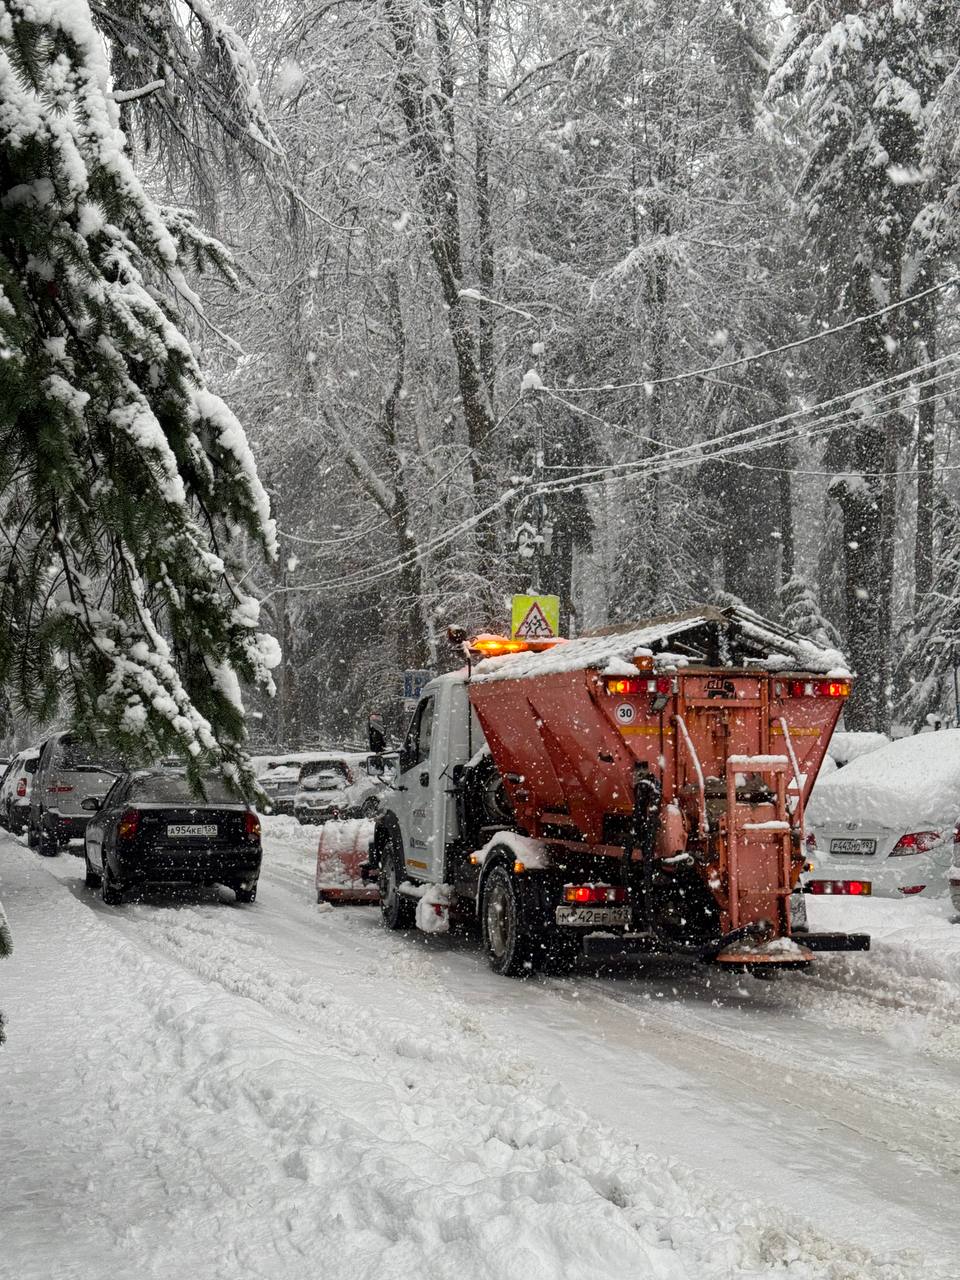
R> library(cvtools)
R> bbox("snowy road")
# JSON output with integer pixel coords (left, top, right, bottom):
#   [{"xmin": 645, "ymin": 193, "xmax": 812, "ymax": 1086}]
[{"xmin": 2, "ymin": 820, "xmax": 959, "ymax": 1279}]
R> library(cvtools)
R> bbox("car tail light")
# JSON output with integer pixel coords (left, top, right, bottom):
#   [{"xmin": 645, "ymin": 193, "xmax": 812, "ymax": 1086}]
[
  {"xmin": 16, "ymin": 779, "xmax": 26, "ymax": 797},
  {"xmin": 890, "ymin": 831, "xmax": 941, "ymax": 856},
  {"xmin": 47, "ymin": 784, "xmax": 74, "ymax": 793},
  {"xmin": 563, "ymin": 884, "xmax": 627, "ymax": 904},
  {"xmin": 806, "ymin": 879, "xmax": 871, "ymax": 895},
  {"xmin": 898, "ymin": 885, "xmax": 926, "ymax": 895},
  {"xmin": 116, "ymin": 809, "xmax": 140, "ymax": 841},
  {"xmin": 244, "ymin": 811, "xmax": 261, "ymax": 841}
]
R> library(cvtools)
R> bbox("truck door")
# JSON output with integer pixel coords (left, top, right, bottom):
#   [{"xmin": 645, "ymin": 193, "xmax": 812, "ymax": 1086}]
[{"xmin": 397, "ymin": 694, "xmax": 437, "ymax": 877}]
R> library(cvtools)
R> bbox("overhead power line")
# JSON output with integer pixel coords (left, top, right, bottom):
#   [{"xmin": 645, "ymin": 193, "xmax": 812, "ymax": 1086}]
[
  {"xmin": 546, "ymin": 275, "xmax": 959, "ymax": 396},
  {"xmin": 284, "ymin": 356, "xmax": 960, "ymax": 597}
]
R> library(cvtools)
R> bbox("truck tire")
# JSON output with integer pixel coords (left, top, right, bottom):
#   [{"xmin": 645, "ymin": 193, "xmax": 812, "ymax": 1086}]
[
  {"xmin": 379, "ymin": 837, "xmax": 414, "ymax": 930},
  {"xmin": 481, "ymin": 863, "xmax": 535, "ymax": 978}
]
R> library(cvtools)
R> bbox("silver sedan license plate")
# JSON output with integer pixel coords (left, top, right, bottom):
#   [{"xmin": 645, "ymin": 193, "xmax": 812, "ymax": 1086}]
[
  {"xmin": 556, "ymin": 905, "xmax": 630, "ymax": 927},
  {"xmin": 829, "ymin": 837, "xmax": 876, "ymax": 855},
  {"xmin": 167, "ymin": 824, "xmax": 218, "ymax": 838}
]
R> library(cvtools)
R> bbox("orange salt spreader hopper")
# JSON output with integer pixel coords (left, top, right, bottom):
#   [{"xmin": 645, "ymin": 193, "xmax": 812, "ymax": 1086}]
[{"xmin": 466, "ymin": 605, "xmax": 868, "ymax": 970}]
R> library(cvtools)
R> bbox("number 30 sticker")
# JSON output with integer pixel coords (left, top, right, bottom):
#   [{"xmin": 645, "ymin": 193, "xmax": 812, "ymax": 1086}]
[{"xmin": 615, "ymin": 703, "xmax": 636, "ymax": 725}]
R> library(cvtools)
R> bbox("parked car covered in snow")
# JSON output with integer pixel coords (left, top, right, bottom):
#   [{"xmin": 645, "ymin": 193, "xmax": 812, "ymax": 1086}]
[
  {"xmin": 28, "ymin": 733, "xmax": 124, "ymax": 857},
  {"xmin": 293, "ymin": 753, "xmax": 390, "ymax": 825},
  {"xmin": 806, "ymin": 730, "xmax": 960, "ymax": 899},
  {"xmin": 0, "ymin": 748, "xmax": 40, "ymax": 835},
  {"xmin": 82, "ymin": 769, "xmax": 262, "ymax": 905},
  {"xmin": 257, "ymin": 758, "xmax": 306, "ymax": 815}
]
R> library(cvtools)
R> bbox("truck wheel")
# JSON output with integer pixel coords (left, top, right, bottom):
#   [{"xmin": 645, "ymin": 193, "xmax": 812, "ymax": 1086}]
[
  {"xmin": 481, "ymin": 864, "xmax": 535, "ymax": 978},
  {"xmin": 379, "ymin": 838, "xmax": 414, "ymax": 930}
]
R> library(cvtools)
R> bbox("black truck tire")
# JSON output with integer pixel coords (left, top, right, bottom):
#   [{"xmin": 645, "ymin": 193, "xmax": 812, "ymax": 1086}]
[
  {"xmin": 379, "ymin": 836, "xmax": 414, "ymax": 930},
  {"xmin": 480, "ymin": 863, "xmax": 535, "ymax": 978}
]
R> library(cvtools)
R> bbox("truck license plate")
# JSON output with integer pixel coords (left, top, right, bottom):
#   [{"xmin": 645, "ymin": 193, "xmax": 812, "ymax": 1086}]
[
  {"xmin": 556, "ymin": 906, "xmax": 630, "ymax": 927},
  {"xmin": 167, "ymin": 824, "xmax": 218, "ymax": 838},
  {"xmin": 829, "ymin": 838, "xmax": 876, "ymax": 855}
]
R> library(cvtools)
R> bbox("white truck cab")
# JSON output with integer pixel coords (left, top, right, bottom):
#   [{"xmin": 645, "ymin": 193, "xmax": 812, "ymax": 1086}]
[{"xmin": 382, "ymin": 672, "xmax": 480, "ymax": 884}]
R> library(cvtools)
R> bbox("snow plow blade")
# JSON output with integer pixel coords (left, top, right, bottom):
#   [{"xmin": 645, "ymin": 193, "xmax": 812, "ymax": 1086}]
[
  {"xmin": 315, "ymin": 819, "xmax": 379, "ymax": 905},
  {"xmin": 792, "ymin": 932, "xmax": 870, "ymax": 952}
]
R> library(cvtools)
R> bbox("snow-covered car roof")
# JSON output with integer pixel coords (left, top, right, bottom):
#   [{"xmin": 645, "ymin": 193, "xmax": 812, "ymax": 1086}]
[
  {"xmin": 827, "ymin": 731, "xmax": 890, "ymax": 767},
  {"xmin": 473, "ymin": 604, "xmax": 848, "ymax": 683},
  {"xmin": 807, "ymin": 729, "xmax": 960, "ymax": 830}
]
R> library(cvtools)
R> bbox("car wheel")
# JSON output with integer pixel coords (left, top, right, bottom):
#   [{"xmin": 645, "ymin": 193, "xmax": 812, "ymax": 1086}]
[
  {"xmin": 26, "ymin": 818, "xmax": 38, "ymax": 850},
  {"xmin": 378, "ymin": 836, "xmax": 414, "ymax": 930},
  {"xmin": 235, "ymin": 883, "xmax": 257, "ymax": 905},
  {"xmin": 360, "ymin": 797, "xmax": 379, "ymax": 819},
  {"xmin": 100, "ymin": 861, "xmax": 123, "ymax": 906},
  {"xmin": 38, "ymin": 825, "xmax": 59, "ymax": 858},
  {"xmin": 481, "ymin": 864, "xmax": 535, "ymax": 978},
  {"xmin": 83, "ymin": 852, "xmax": 102, "ymax": 889}
]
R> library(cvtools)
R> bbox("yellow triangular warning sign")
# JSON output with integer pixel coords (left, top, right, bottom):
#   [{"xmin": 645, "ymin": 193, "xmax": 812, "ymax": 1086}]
[{"xmin": 512, "ymin": 593, "xmax": 559, "ymax": 639}]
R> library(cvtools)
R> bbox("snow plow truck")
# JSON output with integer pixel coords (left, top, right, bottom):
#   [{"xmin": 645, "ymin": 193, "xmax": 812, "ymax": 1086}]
[{"xmin": 368, "ymin": 605, "xmax": 869, "ymax": 977}]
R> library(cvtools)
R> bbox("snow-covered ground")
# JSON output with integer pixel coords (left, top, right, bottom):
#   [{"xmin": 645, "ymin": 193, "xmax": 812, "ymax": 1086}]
[{"xmin": 1, "ymin": 819, "xmax": 959, "ymax": 1279}]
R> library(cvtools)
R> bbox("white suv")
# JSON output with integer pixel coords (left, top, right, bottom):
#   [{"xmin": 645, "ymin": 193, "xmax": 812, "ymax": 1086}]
[{"xmin": 293, "ymin": 753, "xmax": 389, "ymax": 825}]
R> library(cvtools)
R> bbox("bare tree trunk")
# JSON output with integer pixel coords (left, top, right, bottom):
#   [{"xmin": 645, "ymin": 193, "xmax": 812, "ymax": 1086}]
[
  {"xmin": 778, "ymin": 465, "xmax": 794, "ymax": 585},
  {"xmin": 383, "ymin": 0, "xmax": 498, "ymax": 571},
  {"xmin": 915, "ymin": 329, "xmax": 936, "ymax": 603},
  {"xmin": 474, "ymin": 0, "xmax": 495, "ymax": 408},
  {"xmin": 876, "ymin": 412, "xmax": 903, "ymax": 732},
  {"xmin": 381, "ymin": 272, "xmax": 432, "ymax": 670}
]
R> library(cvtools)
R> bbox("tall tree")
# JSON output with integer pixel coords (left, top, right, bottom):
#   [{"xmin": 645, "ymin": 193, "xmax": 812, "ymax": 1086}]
[
  {"xmin": 768, "ymin": 0, "xmax": 959, "ymax": 729},
  {"xmin": 0, "ymin": 0, "xmax": 278, "ymax": 783}
]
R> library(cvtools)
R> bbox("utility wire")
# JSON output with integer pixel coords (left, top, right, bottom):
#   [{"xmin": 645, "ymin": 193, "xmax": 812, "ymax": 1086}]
[
  {"xmin": 546, "ymin": 275, "xmax": 959, "ymax": 395},
  {"xmin": 285, "ymin": 361, "xmax": 960, "ymax": 596}
]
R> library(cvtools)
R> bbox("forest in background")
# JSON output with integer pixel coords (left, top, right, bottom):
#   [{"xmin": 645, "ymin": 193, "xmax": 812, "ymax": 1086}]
[{"xmin": 112, "ymin": 0, "xmax": 960, "ymax": 743}]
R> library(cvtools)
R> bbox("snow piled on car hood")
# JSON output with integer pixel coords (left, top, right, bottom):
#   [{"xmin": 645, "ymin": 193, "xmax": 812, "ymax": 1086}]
[{"xmin": 808, "ymin": 730, "xmax": 960, "ymax": 830}]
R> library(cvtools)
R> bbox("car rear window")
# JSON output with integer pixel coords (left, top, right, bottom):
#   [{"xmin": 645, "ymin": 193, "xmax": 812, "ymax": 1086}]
[
  {"xmin": 54, "ymin": 739, "xmax": 124, "ymax": 773},
  {"xmin": 128, "ymin": 775, "xmax": 241, "ymax": 805},
  {"xmin": 300, "ymin": 760, "xmax": 350, "ymax": 784}
]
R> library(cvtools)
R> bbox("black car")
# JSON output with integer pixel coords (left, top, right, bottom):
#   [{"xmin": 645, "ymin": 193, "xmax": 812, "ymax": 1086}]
[{"xmin": 82, "ymin": 770, "xmax": 262, "ymax": 906}]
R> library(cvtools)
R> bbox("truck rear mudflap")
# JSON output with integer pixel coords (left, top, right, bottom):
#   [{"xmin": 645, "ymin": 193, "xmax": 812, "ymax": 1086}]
[
  {"xmin": 792, "ymin": 931, "xmax": 870, "ymax": 952},
  {"xmin": 580, "ymin": 929, "xmax": 869, "ymax": 963}
]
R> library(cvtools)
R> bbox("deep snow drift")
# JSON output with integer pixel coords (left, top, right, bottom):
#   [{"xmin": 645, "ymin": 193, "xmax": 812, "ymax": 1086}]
[{"xmin": 1, "ymin": 821, "xmax": 958, "ymax": 1278}]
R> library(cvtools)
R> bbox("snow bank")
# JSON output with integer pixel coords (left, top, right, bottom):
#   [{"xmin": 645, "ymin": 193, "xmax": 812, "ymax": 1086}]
[{"xmin": 808, "ymin": 729, "xmax": 960, "ymax": 829}]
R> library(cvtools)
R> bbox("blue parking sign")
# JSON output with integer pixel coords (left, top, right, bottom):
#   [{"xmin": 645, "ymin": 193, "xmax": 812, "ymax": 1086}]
[{"xmin": 402, "ymin": 669, "xmax": 432, "ymax": 701}]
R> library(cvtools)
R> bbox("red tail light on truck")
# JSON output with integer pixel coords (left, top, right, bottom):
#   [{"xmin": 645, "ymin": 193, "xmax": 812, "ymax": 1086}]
[
  {"xmin": 563, "ymin": 884, "xmax": 628, "ymax": 904},
  {"xmin": 244, "ymin": 811, "xmax": 261, "ymax": 841}
]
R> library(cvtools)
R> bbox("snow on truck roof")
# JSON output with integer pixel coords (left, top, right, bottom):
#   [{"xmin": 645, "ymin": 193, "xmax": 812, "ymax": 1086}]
[{"xmin": 472, "ymin": 605, "xmax": 848, "ymax": 683}]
